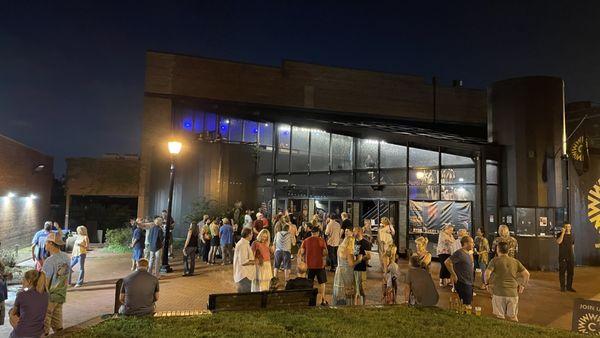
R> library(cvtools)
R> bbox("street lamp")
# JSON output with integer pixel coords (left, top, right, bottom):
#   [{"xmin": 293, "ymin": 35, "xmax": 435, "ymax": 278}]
[{"xmin": 161, "ymin": 140, "xmax": 182, "ymax": 273}]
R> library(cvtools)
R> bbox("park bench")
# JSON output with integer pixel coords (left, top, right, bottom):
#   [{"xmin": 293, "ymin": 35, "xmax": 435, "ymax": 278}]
[{"xmin": 207, "ymin": 288, "xmax": 318, "ymax": 312}]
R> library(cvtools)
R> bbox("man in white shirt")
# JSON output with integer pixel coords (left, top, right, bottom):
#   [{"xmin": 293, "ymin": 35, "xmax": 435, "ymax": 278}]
[
  {"xmin": 325, "ymin": 215, "xmax": 342, "ymax": 272},
  {"xmin": 233, "ymin": 228, "xmax": 255, "ymax": 293}
]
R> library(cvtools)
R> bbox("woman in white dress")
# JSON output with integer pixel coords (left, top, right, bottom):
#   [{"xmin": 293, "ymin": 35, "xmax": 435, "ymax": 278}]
[
  {"xmin": 378, "ymin": 217, "xmax": 395, "ymax": 273},
  {"xmin": 251, "ymin": 229, "xmax": 273, "ymax": 291}
]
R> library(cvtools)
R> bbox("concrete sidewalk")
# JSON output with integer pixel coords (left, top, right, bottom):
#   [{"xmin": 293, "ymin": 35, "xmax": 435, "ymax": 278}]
[{"xmin": 0, "ymin": 248, "xmax": 598, "ymax": 336}]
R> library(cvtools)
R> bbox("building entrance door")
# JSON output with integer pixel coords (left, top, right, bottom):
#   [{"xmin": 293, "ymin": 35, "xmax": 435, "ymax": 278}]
[{"xmin": 358, "ymin": 200, "xmax": 401, "ymax": 251}]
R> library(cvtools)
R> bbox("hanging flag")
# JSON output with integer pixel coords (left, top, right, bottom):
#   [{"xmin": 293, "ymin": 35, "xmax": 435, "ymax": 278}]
[{"xmin": 570, "ymin": 134, "xmax": 590, "ymax": 175}]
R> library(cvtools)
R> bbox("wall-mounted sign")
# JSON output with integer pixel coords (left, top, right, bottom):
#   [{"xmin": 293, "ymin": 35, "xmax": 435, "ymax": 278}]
[
  {"xmin": 587, "ymin": 179, "xmax": 600, "ymax": 250},
  {"xmin": 572, "ymin": 298, "xmax": 600, "ymax": 335}
]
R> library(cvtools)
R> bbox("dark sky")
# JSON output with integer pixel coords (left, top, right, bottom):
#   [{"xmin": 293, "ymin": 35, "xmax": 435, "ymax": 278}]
[{"xmin": 1, "ymin": 1, "xmax": 599, "ymax": 175}]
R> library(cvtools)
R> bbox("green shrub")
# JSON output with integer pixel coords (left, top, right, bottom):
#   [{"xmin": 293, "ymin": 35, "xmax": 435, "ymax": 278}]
[
  {"xmin": 184, "ymin": 198, "xmax": 229, "ymax": 224},
  {"xmin": 104, "ymin": 228, "xmax": 132, "ymax": 253},
  {"xmin": 0, "ymin": 249, "xmax": 16, "ymax": 268}
]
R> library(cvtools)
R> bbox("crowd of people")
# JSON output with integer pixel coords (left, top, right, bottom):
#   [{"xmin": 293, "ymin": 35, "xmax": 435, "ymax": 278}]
[{"xmin": 0, "ymin": 205, "xmax": 578, "ymax": 336}]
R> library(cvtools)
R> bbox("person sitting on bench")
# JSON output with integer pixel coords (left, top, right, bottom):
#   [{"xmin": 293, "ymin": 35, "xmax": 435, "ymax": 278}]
[{"xmin": 119, "ymin": 258, "xmax": 159, "ymax": 316}]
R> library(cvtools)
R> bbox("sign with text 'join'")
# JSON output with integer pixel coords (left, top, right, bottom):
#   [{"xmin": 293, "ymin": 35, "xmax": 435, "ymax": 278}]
[{"xmin": 572, "ymin": 298, "xmax": 600, "ymax": 335}]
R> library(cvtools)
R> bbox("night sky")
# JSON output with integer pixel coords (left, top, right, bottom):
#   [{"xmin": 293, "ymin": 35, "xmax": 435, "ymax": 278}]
[{"xmin": 1, "ymin": 1, "xmax": 599, "ymax": 175}]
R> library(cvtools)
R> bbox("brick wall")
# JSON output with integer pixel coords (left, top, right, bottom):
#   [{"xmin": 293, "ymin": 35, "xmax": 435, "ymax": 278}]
[
  {"xmin": 0, "ymin": 134, "xmax": 53, "ymax": 246},
  {"xmin": 66, "ymin": 157, "xmax": 140, "ymax": 197}
]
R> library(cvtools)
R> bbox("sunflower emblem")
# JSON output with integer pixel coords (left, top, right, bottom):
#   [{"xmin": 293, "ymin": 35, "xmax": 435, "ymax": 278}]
[
  {"xmin": 589, "ymin": 179, "xmax": 600, "ymax": 231},
  {"xmin": 570, "ymin": 136, "xmax": 587, "ymax": 162},
  {"xmin": 577, "ymin": 312, "xmax": 600, "ymax": 334}
]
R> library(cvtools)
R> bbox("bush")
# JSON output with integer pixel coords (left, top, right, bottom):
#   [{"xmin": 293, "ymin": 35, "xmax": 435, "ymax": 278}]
[
  {"xmin": 0, "ymin": 249, "xmax": 16, "ymax": 268},
  {"xmin": 184, "ymin": 198, "xmax": 229, "ymax": 224},
  {"xmin": 104, "ymin": 228, "xmax": 132, "ymax": 253}
]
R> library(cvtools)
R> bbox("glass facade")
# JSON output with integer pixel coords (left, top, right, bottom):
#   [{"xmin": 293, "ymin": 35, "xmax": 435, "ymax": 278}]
[{"xmin": 173, "ymin": 109, "xmax": 491, "ymax": 245}]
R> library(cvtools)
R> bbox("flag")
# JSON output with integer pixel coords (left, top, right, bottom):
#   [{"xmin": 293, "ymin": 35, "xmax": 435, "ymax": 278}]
[{"xmin": 570, "ymin": 134, "xmax": 590, "ymax": 176}]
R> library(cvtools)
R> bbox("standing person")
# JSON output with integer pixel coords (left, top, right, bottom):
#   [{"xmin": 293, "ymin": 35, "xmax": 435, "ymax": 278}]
[
  {"xmin": 298, "ymin": 222, "xmax": 312, "ymax": 242},
  {"xmin": 404, "ymin": 254, "xmax": 439, "ymax": 307},
  {"xmin": 68, "ymin": 225, "xmax": 89, "ymax": 287},
  {"xmin": 325, "ymin": 215, "xmax": 342, "ymax": 272},
  {"xmin": 332, "ymin": 233, "xmax": 356, "ymax": 306},
  {"xmin": 484, "ymin": 242, "xmax": 530, "ymax": 322},
  {"xmin": 436, "ymin": 224, "xmax": 454, "ymax": 286},
  {"xmin": 251, "ymin": 229, "xmax": 273, "ymax": 292},
  {"xmin": 492, "ymin": 224, "xmax": 518, "ymax": 258},
  {"xmin": 199, "ymin": 216, "xmax": 211, "ymax": 263},
  {"xmin": 414, "ymin": 236, "xmax": 432, "ymax": 270},
  {"xmin": 130, "ymin": 223, "xmax": 145, "ymax": 271},
  {"xmin": 208, "ymin": 221, "xmax": 221, "ymax": 265},
  {"xmin": 243, "ymin": 210, "xmax": 253, "ymax": 230},
  {"xmin": 378, "ymin": 217, "xmax": 395, "ymax": 273},
  {"xmin": 233, "ymin": 228, "xmax": 255, "ymax": 293},
  {"xmin": 128, "ymin": 218, "xmax": 137, "ymax": 234},
  {"xmin": 9, "ymin": 270, "xmax": 49, "ymax": 338},
  {"xmin": 31, "ymin": 221, "xmax": 63, "ymax": 271},
  {"xmin": 161, "ymin": 210, "xmax": 175, "ymax": 258},
  {"xmin": 41, "ymin": 233, "xmax": 69, "ymax": 336},
  {"xmin": 340, "ymin": 212, "xmax": 353, "ymax": 237},
  {"xmin": 382, "ymin": 245, "xmax": 400, "ymax": 305},
  {"xmin": 0, "ymin": 246, "xmax": 13, "ymax": 327},
  {"xmin": 273, "ymin": 223, "xmax": 293, "ymax": 281},
  {"xmin": 286, "ymin": 216, "xmax": 298, "ymax": 258},
  {"xmin": 182, "ymin": 222, "xmax": 199, "ymax": 276},
  {"xmin": 219, "ymin": 218, "xmax": 234, "ymax": 265},
  {"xmin": 147, "ymin": 217, "xmax": 164, "ymax": 278},
  {"xmin": 362, "ymin": 218, "xmax": 373, "ymax": 245},
  {"xmin": 556, "ymin": 224, "xmax": 576, "ymax": 292},
  {"xmin": 444, "ymin": 236, "xmax": 475, "ymax": 305},
  {"xmin": 118, "ymin": 259, "xmax": 160, "ymax": 316},
  {"xmin": 451, "ymin": 228, "xmax": 468, "ymax": 254},
  {"xmin": 353, "ymin": 226, "xmax": 371, "ymax": 305},
  {"xmin": 299, "ymin": 226, "xmax": 328, "ymax": 305},
  {"xmin": 474, "ymin": 228, "xmax": 490, "ymax": 285}
]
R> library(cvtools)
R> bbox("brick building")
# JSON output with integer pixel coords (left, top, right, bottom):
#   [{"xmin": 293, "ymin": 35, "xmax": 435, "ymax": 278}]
[
  {"xmin": 0, "ymin": 134, "xmax": 53, "ymax": 246},
  {"xmin": 65, "ymin": 155, "xmax": 139, "ymax": 240},
  {"xmin": 138, "ymin": 51, "xmax": 597, "ymax": 267}
]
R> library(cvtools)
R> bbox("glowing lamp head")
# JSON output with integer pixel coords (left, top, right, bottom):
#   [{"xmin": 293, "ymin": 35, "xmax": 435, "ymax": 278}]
[
  {"xmin": 6, "ymin": 192, "xmax": 15, "ymax": 198},
  {"xmin": 29, "ymin": 194, "xmax": 38, "ymax": 199},
  {"xmin": 415, "ymin": 171, "xmax": 425, "ymax": 180},
  {"xmin": 168, "ymin": 141, "xmax": 182, "ymax": 155}
]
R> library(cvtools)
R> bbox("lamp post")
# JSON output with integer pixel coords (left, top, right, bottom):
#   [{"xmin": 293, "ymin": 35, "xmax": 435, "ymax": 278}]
[{"xmin": 161, "ymin": 140, "xmax": 182, "ymax": 273}]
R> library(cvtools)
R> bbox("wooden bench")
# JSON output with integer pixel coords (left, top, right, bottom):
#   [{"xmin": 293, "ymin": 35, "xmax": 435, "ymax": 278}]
[{"xmin": 208, "ymin": 289, "xmax": 318, "ymax": 312}]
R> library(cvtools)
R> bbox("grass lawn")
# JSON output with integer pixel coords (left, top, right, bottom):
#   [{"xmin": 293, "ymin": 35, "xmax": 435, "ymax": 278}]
[{"xmin": 64, "ymin": 306, "xmax": 581, "ymax": 338}]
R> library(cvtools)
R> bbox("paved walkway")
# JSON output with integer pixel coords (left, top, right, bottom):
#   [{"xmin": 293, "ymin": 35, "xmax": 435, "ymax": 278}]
[{"xmin": 1, "ymin": 248, "xmax": 598, "ymax": 336}]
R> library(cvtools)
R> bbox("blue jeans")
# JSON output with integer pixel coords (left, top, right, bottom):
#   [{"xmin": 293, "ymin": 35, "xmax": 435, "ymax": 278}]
[{"xmin": 69, "ymin": 254, "xmax": 86, "ymax": 285}]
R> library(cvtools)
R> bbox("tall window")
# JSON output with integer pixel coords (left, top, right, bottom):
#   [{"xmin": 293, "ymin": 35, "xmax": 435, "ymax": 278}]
[
  {"xmin": 331, "ymin": 134, "xmax": 352, "ymax": 170},
  {"xmin": 310, "ymin": 130, "xmax": 330, "ymax": 172}
]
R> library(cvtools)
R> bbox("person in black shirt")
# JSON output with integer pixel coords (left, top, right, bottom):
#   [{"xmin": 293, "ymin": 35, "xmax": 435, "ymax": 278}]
[
  {"xmin": 340, "ymin": 212, "xmax": 353, "ymax": 238},
  {"xmin": 353, "ymin": 227, "xmax": 371, "ymax": 305},
  {"xmin": 556, "ymin": 224, "xmax": 575, "ymax": 292}
]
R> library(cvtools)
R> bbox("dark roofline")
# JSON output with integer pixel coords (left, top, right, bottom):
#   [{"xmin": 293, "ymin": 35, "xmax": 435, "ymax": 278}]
[
  {"xmin": 0, "ymin": 133, "xmax": 52, "ymax": 158},
  {"xmin": 147, "ymin": 50, "xmax": 484, "ymax": 92}
]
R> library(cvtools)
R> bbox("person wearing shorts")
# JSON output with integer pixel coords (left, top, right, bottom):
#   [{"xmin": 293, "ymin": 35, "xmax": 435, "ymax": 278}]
[
  {"xmin": 353, "ymin": 226, "xmax": 371, "ymax": 305},
  {"xmin": 299, "ymin": 226, "xmax": 328, "ymax": 305},
  {"xmin": 484, "ymin": 242, "xmax": 530, "ymax": 321},
  {"xmin": 273, "ymin": 224, "xmax": 293, "ymax": 281}
]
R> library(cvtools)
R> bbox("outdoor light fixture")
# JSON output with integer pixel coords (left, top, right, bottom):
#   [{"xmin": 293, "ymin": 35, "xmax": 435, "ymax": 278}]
[
  {"xmin": 6, "ymin": 192, "xmax": 15, "ymax": 198},
  {"xmin": 33, "ymin": 164, "xmax": 45, "ymax": 172},
  {"xmin": 29, "ymin": 194, "xmax": 38, "ymax": 199},
  {"xmin": 162, "ymin": 140, "xmax": 183, "ymax": 273},
  {"xmin": 168, "ymin": 141, "xmax": 182, "ymax": 155}
]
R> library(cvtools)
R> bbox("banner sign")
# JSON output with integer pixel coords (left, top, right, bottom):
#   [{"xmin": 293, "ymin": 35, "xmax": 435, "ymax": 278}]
[
  {"xmin": 572, "ymin": 298, "xmax": 600, "ymax": 335},
  {"xmin": 408, "ymin": 200, "xmax": 472, "ymax": 238}
]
